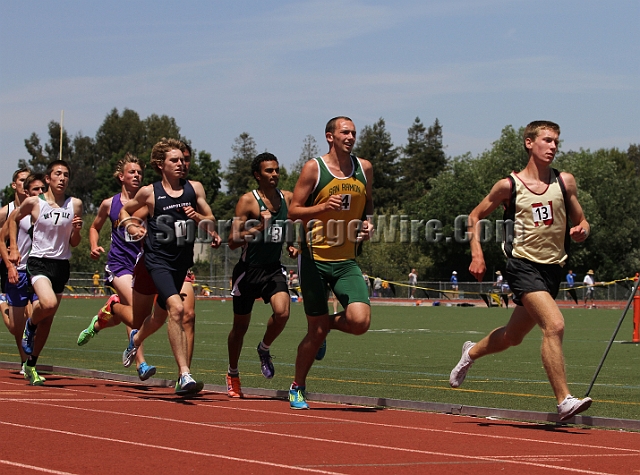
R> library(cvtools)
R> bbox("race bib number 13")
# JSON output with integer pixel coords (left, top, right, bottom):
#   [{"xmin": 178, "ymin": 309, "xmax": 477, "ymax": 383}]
[{"xmin": 531, "ymin": 202, "xmax": 554, "ymax": 226}]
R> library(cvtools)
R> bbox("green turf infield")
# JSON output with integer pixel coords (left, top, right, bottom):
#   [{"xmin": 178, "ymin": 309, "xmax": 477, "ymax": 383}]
[{"xmin": 2, "ymin": 298, "xmax": 638, "ymax": 419}]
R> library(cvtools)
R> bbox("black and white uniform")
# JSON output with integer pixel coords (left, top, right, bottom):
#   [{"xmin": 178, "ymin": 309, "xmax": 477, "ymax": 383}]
[
  {"xmin": 142, "ymin": 179, "xmax": 197, "ymax": 309},
  {"xmin": 502, "ymin": 168, "xmax": 569, "ymax": 305},
  {"xmin": 27, "ymin": 196, "xmax": 75, "ymax": 294}
]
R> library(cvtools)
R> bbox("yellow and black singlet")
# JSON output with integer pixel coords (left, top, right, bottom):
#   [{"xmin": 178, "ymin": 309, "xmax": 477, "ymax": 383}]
[
  {"xmin": 502, "ymin": 168, "xmax": 570, "ymax": 265},
  {"xmin": 302, "ymin": 155, "xmax": 368, "ymax": 262}
]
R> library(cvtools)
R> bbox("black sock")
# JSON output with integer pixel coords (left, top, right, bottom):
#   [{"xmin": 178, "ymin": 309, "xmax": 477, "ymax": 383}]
[
  {"xmin": 26, "ymin": 318, "xmax": 37, "ymax": 332},
  {"xmin": 27, "ymin": 355, "xmax": 38, "ymax": 367}
]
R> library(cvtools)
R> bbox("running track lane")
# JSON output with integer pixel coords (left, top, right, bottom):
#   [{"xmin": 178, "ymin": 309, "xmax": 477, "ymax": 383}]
[{"xmin": 1, "ymin": 369, "xmax": 639, "ymax": 475}]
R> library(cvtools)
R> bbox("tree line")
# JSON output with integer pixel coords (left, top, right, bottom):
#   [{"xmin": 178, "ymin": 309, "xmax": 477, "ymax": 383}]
[{"xmin": 3, "ymin": 108, "xmax": 638, "ymax": 282}]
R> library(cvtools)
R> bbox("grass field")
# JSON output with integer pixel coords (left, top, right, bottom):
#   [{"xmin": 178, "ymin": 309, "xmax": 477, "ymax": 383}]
[{"xmin": 2, "ymin": 297, "xmax": 639, "ymax": 420}]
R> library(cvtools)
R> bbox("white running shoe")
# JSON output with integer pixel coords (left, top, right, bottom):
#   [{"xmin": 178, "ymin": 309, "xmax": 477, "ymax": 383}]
[
  {"xmin": 449, "ymin": 341, "xmax": 476, "ymax": 388},
  {"xmin": 557, "ymin": 395, "xmax": 593, "ymax": 421}
]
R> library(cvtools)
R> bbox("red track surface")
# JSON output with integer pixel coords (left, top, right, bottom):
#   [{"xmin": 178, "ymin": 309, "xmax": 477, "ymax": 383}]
[{"xmin": 1, "ymin": 368, "xmax": 639, "ymax": 475}]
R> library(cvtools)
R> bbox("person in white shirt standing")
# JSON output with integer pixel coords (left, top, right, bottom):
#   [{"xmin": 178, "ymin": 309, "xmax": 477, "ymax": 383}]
[{"xmin": 583, "ymin": 269, "xmax": 596, "ymax": 308}]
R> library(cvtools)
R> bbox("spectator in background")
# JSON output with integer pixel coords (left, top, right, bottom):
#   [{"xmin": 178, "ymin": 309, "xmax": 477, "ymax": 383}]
[
  {"xmin": 583, "ymin": 269, "xmax": 596, "ymax": 309},
  {"xmin": 565, "ymin": 269, "xmax": 576, "ymax": 301},
  {"xmin": 408, "ymin": 268, "xmax": 418, "ymax": 298},
  {"xmin": 362, "ymin": 272, "xmax": 371, "ymax": 296},
  {"xmin": 373, "ymin": 277, "xmax": 382, "ymax": 297},
  {"xmin": 92, "ymin": 270, "xmax": 101, "ymax": 296},
  {"xmin": 450, "ymin": 271, "xmax": 459, "ymax": 299}
]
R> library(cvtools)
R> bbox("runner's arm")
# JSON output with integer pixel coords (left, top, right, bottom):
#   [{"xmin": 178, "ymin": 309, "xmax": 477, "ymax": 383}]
[
  {"xmin": 468, "ymin": 178, "xmax": 511, "ymax": 282},
  {"xmin": 69, "ymin": 198, "xmax": 84, "ymax": 247},
  {"xmin": 560, "ymin": 172, "xmax": 589, "ymax": 242},
  {"xmin": 89, "ymin": 197, "xmax": 112, "ymax": 259}
]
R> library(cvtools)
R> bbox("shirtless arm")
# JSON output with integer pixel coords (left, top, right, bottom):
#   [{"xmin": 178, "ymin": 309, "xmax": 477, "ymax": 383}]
[
  {"xmin": 282, "ymin": 190, "xmax": 298, "ymax": 258},
  {"xmin": 0, "ymin": 205, "xmax": 8, "ymax": 228},
  {"xmin": 468, "ymin": 178, "xmax": 512, "ymax": 282},
  {"xmin": 120, "ymin": 185, "xmax": 153, "ymax": 241},
  {"xmin": 228, "ymin": 192, "xmax": 261, "ymax": 251},
  {"xmin": 185, "ymin": 180, "xmax": 221, "ymax": 248},
  {"xmin": 89, "ymin": 197, "xmax": 113, "ymax": 259},
  {"xmin": 0, "ymin": 209, "xmax": 19, "ymax": 284},
  {"xmin": 358, "ymin": 158, "xmax": 375, "ymax": 241},
  {"xmin": 9, "ymin": 197, "xmax": 39, "ymax": 265},
  {"xmin": 560, "ymin": 172, "xmax": 589, "ymax": 243},
  {"xmin": 288, "ymin": 159, "xmax": 341, "ymax": 222},
  {"xmin": 69, "ymin": 198, "xmax": 84, "ymax": 247}
]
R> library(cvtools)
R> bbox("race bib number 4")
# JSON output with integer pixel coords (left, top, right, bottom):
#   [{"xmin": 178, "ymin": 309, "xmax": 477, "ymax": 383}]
[
  {"xmin": 341, "ymin": 194, "xmax": 351, "ymax": 211},
  {"xmin": 531, "ymin": 202, "xmax": 554, "ymax": 226}
]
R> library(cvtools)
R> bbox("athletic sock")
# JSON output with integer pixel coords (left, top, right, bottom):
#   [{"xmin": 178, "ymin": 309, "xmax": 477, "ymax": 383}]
[
  {"xmin": 95, "ymin": 318, "xmax": 107, "ymax": 331},
  {"xmin": 27, "ymin": 355, "xmax": 38, "ymax": 367},
  {"xmin": 26, "ymin": 318, "xmax": 37, "ymax": 332},
  {"xmin": 258, "ymin": 341, "xmax": 270, "ymax": 352},
  {"xmin": 228, "ymin": 366, "xmax": 239, "ymax": 376}
]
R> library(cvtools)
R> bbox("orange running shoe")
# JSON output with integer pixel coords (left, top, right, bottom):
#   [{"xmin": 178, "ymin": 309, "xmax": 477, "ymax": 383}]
[
  {"xmin": 98, "ymin": 294, "xmax": 120, "ymax": 322},
  {"xmin": 226, "ymin": 373, "xmax": 243, "ymax": 398}
]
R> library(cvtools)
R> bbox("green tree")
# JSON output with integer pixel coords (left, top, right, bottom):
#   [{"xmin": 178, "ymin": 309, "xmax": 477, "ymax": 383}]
[
  {"xmin": 407, "ymin": 125, "xmax": 528, "ymax": 280},
  {"xmin": 627, "ymin": 143, "xmax": 640, "ymax": 176},
  {"xmin": 194, "ymin": 150, "xmax": 222, "ymax": 203},
  {"xmin": 399, "ymin": 117, "xmax": 447, "ymax": 202},
  {"xmin": 92, "ymin": 109, "xmax": 184, "ymax": 206},
  {"xmin": 353, "ymin": 118, "xmax": 400, "ymax": 211},
  {"xmin": 555, "ymin": 147, "xmax": 640, "ymax": 279},
  {"xmin": 279, "ymin": 134, "xmax": 320, "ymax": 191},
  {"xmin": 224, "ymin": 132, "xmax": 258, "ymax": 200}
]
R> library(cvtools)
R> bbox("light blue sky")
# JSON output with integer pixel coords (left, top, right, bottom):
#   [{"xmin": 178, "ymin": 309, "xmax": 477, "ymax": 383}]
[{"xmin": 1, "ymin": 1, "xmax": 638, "ymax": 189}]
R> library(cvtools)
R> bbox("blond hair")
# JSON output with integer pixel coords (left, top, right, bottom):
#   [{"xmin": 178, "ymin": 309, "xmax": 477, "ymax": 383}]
[
  {"xmin": 114, "ymin": 152, "xmax": 144, "ymax": 179},
  {"xmin": 150, "ymin": 138, "xmax": 183, "ymax": 174}
]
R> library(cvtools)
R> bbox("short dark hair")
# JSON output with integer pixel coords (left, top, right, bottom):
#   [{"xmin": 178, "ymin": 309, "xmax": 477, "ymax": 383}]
[
  {"xmin": 45, "ymin": 160, "xmax": 70, "ymax": 177},
  {"xmin": 24, "ymin": 173, "xmax": 46, "ymax": 193},
  {"xmin": 179, "ymin": 141, "xmax": 193, "ymax": 157},
  {"xmin": 251, "ymin": 152, "xmax": 279, "ymax": 181},
  {"xmin": 325, "ymin": 116, "xmax": 353, "ymax": 135}
]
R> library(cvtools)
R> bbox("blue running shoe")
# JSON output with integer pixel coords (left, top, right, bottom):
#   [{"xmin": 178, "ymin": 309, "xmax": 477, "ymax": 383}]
[
  {"xmin": 22, "ymin": 320, "xmax": 36, "ymax": 355},
  {"xmin": 137, "ymin": 362, "xmax": 156, "ymax": 381},
  {"xmin": 257, "ymin": 344, "xmax": 275, "ymax": 379},
  {"xmin": 122, "ymin": 329, "xmax": 138, "ymax": 368},
  {"xmin": 315, "ymin": 339, "xmax": 327, "ymax": 361},
  {"xmin": 289, "ymin": 384, "xmax": 309, "ymax": 410}
]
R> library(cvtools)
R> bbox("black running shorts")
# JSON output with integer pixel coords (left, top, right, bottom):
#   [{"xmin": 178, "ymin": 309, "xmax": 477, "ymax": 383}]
[
  {"xmin": 231, "ymin": 262, "xmax": 288, "ymax": 315},
  {"xmin": 505, "ymin": 257, "xmax": 564, "ymax": 306}
]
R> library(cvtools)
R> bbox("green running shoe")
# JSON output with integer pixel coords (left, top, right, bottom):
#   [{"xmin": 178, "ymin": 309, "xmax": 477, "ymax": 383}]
[
  {"xmin": 23, "ymin": 363, "xmax": 45, "ymax": 386},
  {"xmin": 77, "ymin": 315, "xmax": 99, "ymax": 346}
]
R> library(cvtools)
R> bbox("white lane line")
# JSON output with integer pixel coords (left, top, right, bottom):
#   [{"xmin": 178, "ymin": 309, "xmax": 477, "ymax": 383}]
[
  {"xmin": 0, "ymin": 459, "xmax": 79, "ymax": 475},
  {"xmin": 3, "ymin": 380, "xmax": 639, "ymax": 456},
  {"xmin": 0, "ymin": 403, "xmax": 623, "ymax": 475},
  {"xmin": 0, "ymin": 421, "xmax": 345, "ymax": 475}
]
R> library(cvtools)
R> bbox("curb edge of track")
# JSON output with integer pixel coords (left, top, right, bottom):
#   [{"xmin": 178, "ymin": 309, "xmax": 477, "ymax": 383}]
[{"xmin": 2, "ymin": 361, "xmax": 638, "ymax": 431}]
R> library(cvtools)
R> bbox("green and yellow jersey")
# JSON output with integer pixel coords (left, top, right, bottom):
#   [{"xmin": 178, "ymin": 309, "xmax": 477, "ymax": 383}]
[{"xmin": 302, "ymin": 155, "xmax": 368, "ymax": 262}]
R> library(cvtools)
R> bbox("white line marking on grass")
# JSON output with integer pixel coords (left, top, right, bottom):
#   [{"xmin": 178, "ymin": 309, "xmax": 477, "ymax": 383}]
[{"xmin": 0, "ymin": 459, "xmax": 79, "ymax": 475}]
